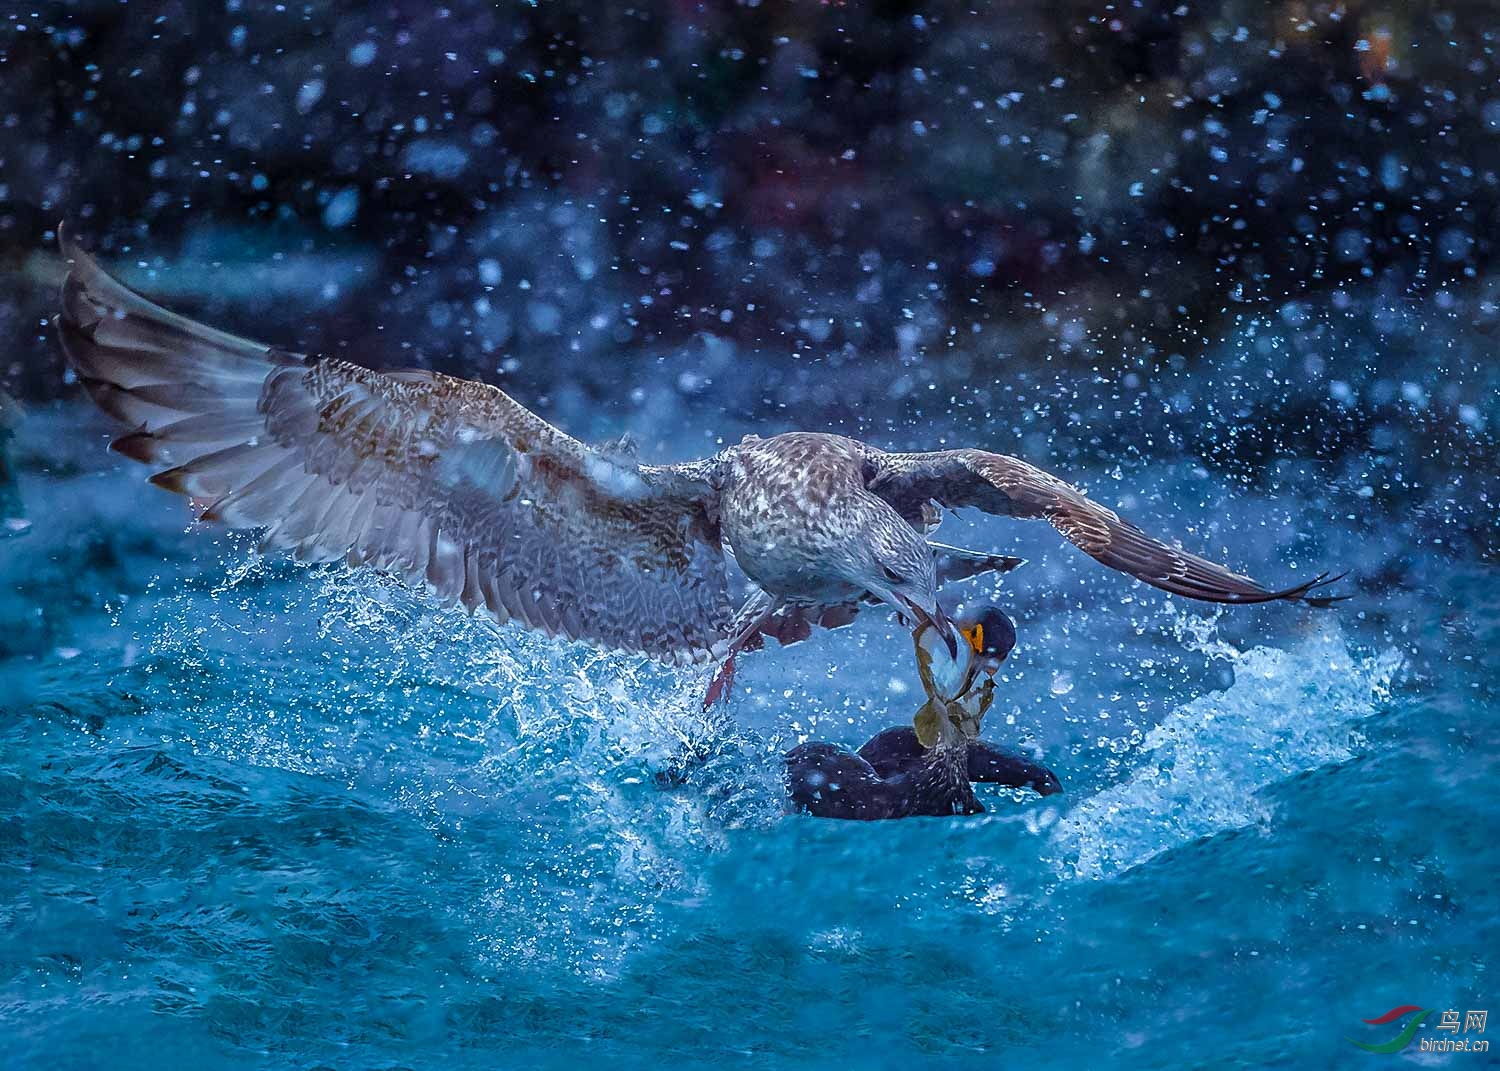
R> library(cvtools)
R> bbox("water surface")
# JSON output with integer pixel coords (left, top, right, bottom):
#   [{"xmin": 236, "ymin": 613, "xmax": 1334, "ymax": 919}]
[{"xmin": 2, "ymin": 406, "xmax": 1494, "ymax": 1070}]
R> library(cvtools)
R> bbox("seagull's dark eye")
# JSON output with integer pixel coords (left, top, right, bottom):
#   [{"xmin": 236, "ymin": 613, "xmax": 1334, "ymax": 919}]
[{"xmin": 882, "ymin": 565, "xmax": 906, "ymax": 585}]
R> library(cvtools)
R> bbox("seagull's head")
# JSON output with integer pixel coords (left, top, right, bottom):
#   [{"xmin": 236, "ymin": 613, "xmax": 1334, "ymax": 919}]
[{"xmin": 848, "ymin": 503, "xmax": 956, "ymax": 657}]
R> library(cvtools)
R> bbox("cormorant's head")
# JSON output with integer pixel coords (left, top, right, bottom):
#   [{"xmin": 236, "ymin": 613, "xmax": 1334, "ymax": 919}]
[{"xmin": 952, "ymin": 602, "xmax": 1016, "ymax": 678}]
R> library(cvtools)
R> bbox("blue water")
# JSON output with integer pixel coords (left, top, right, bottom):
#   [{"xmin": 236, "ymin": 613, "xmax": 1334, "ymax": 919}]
[{"xmin": 3, "ymin": 406, "xmax": 1496, "ymax": 1070}]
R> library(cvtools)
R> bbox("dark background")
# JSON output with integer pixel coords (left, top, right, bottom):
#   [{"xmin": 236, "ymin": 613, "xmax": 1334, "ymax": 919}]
[{"xmin": 2, "ymin": 0, "xmax": 1496, "ymax": 552}]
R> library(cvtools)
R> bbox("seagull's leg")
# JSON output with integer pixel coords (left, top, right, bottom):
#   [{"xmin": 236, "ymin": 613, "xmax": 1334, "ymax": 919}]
[
  {"xmin": 654, "ymin": 591, "xmax": 778, "ymax": 788},
  {"xmin": 703, "ymin": 657, "xmax": 737, "ymax": 709},
  {"xmin": 703, "ymin": 589, "xmax": 777, "ymax": 709}
]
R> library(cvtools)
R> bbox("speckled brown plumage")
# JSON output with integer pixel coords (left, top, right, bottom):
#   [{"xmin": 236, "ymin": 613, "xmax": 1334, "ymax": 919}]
[{"xmin": 56, "ymin": 232, "xmax": 1343, "ymax": 668}]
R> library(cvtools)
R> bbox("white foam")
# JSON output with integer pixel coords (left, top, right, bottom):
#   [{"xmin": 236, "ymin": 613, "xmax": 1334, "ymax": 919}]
[{"xmin": 1047, "ymin": 619, "xmax": 1403, "ymax": 881}]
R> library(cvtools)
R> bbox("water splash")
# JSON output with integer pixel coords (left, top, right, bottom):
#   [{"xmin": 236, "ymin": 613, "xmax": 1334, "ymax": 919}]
[
  {"xmin": 131, "ymin": 555, "xmax": 1405, "ymax": 966},
  {"xmin": 1047, "ymin": 619, "xmax": 1403, "ymax": 881},
  {"xmin": 142, "ymin": 559, "xmax": 782, "ymax": 979}
]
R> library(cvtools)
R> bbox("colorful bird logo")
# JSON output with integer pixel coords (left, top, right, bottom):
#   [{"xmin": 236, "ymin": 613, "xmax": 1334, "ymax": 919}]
[{"xmin": 1346, "ymin": 1005, "xmax": 1433, "ymax": 1053}]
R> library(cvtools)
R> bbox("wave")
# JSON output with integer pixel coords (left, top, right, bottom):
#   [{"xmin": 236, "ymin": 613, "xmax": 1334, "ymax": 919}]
[
  {"xmin": 1045, "ymin": 617, "xmax": 1403, "ymax": 881},
  {"xmin": 106, "ymin": 555, "xmax": 1407, "ymax": 968}
]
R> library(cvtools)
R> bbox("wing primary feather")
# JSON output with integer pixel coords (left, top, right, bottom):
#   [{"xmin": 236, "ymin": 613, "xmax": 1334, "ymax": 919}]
[{"xmin": 869, "ymin": 449, "xmax": 1347, "ymax": 608}]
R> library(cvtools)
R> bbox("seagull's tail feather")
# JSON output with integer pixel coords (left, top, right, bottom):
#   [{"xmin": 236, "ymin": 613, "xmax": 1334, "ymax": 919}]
[{"xmin": 930, "ymin": 541, "xmax": 1026, "ymax": 588}]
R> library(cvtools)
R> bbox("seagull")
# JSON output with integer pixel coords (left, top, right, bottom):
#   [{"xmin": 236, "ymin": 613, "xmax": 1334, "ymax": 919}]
[{"xmin": 56, "ymin": 231, "xmax": 1344, "ymax": 701}]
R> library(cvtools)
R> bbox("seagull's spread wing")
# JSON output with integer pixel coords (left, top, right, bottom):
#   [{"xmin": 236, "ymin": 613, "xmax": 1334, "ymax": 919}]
[
  {"xmin": 58, "ymin": 233, "xmax": 735, "ymax": 661},
  {"xmin": 867, "ymin": 449, "xmax": 1343, "ymax": 606}
]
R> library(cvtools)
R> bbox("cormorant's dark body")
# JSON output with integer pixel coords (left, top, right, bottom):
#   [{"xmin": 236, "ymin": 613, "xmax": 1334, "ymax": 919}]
[
  {"xmin": 859, "ymin": 727, "xmax": 1062, "ymax": 797},
  {"xmin": 785, "ymin": 728, "xmax": 1059, "ymax": 821}
]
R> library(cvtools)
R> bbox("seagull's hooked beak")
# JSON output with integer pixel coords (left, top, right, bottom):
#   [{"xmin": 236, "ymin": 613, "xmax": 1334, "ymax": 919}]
[{"xmin": 898, "ymin": 595, "xmax": 958, "ymax": 659}]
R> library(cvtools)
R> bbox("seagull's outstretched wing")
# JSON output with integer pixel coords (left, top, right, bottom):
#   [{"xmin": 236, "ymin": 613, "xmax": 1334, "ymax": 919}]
[
  {"xmin": 57, "ymin": 232, "xmax": 735, "ymax": 661},
  {"xmin": 867, "ymin": 448, "xmax": 1344, "ymax": 606}
]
